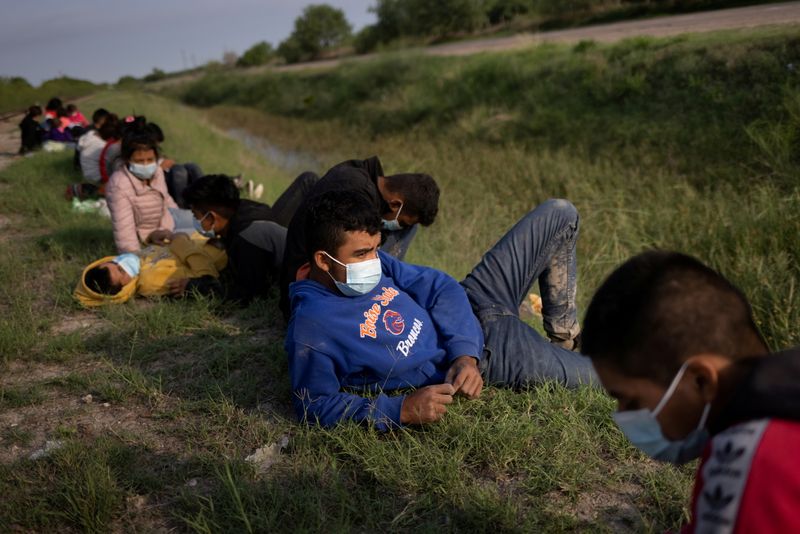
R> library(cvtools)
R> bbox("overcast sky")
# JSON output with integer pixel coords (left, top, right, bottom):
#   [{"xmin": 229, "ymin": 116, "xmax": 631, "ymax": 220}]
[{"xmin": 0, "ymin": 0, "xmax": 376, "ymax": 86}]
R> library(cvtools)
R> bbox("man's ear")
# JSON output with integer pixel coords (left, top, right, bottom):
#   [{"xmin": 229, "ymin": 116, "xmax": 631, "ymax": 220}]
[
  {"xmin": 389, "ymin": 198, "xmax": 403, "ymax": 211},
  {"xmin": 312, "ymin": 251, "xmax": 330, "ymax": 272},
  {"xmin": 685, "ymin": 355, "xmax": 723, "ymax": 404}
]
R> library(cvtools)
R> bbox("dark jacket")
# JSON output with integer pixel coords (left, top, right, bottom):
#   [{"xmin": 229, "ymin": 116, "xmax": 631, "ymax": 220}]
[
  {"xmin": 220, "ymin": 199, "xmax": 286, "ymax": 304},
  {"xmin": 279, "ymin": 156, "xmax": 386, "ymax": 316},
  {"xmin": 19, "ymin": 115, "xmax": 43, "ymax": 153},
  {"xmin": 710, "ymin": 347, "xmax": 800, "ymax": 434}
]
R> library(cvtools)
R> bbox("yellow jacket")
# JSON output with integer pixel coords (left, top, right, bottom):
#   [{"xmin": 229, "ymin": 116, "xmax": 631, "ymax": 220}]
[{"xmin": 74, "ymin": 234, "xmax": 227, "ymax": 307}]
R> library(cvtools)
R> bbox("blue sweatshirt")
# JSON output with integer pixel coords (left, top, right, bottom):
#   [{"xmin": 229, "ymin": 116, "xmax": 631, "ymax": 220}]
[{"xmin": 286, "ymin": 250, "xmax": 484, "ymax": 431}]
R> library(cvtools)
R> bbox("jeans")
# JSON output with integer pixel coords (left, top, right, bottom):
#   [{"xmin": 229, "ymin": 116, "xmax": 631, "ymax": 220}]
[
  {"xmin": 166, "ymin": 163, "xmax": 204, "ymax": 208},
  {"xmin": 381, "ymin": 224, "xmax": 418, "ymax": 261},
  {"xmin": 460, "ymin": 199, "xmax": 597, "ymax": 388}
]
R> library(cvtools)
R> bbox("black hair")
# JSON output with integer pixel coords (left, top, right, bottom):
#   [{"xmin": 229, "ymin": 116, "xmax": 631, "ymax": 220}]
[
  {"xmin": 98, "ymin": 113, "xmax": 120, "ymax": 141},
  {"xmin": 91, "ymin": 108, "xmax": 110, "ymax": 124},
  {"xmin": 121, "ymin": 132, "xmax": 159, "ymax": 161},
  {"xmin": 45, "ymin": 97, "xmax": 62, "ymax": 111},
  {"xmin": 383, "ymin": 173, "xmax": 440, "ymax": 226},
  {"xmin": 56, "ymin": 107, "xmax": 68, "ymax": 118},
  {"xmin": 582, "ymin": 250, "xmax": 768, "ymax": 385},
  {"xmin": 66, "ymin": 104, "xmax": 77, "ymax": 113},
  {"xmin": 85, "ymin": 265, "xmax": 122, "ymax": 295},
  {"xmin": 26, "ymin": 105, "xmax": 42, "ymax": 118},
  {"xmin": 305, "ymin": 190, "xmax": 382, "ymax": 261},
  {"xmin": 182, "ymin": 174, "xmax": 241, "ymax": 216}
]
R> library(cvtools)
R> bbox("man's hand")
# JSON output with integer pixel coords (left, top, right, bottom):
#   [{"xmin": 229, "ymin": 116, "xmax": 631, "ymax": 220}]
[
  {"xmin": 445, "ymin": 356, "xmax": 483, "ymax": 399},
  {"xmin": 167, "ymin": 278, "xmax": 190, "ymax": 296},
  {"xmin": 400, "ymin": 384, "xmax": 455, "ymax": 425},
  {"xmin": 147, "ymin": 229, "xmax": 174, "ymax": 245},
  {"xmin": 160, "ymin": 158, "xmax": 175, "ymax": 171}
]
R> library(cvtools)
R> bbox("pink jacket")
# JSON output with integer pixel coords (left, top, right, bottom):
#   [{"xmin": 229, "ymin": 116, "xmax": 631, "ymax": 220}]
[{"xmin": 106, "ymin": 165, "xmax": 177, "ymax": 252}]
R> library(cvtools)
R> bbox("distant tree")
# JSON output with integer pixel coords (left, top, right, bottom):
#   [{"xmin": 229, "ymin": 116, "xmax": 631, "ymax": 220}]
[
  {"xmin": 278, "ymin": 4, "xmax": 352, "ymax": 63},
  {"xmin": 143, "ymin": 68, "xmax": 167, "ymax": 82},
  {"xmin": 485, "ymin": 0, "xmax": 533, "ymax": 24},
  {"xmin": 237, "ymin": 41, "xmax": 275, "ymax": 67},
  {"xmin": 117, "ymin": 75, "xmax": 140, "ymax": 87}
]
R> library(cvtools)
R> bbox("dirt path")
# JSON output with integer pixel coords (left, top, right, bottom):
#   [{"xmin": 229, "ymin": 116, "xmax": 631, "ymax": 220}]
[
  {"xmin": 0, "ymin": 112, "xmax": 22, "ymax": 172},
  {"xmin": 152, "ymin": 1, "xmax": 800, "ymax": 87}
]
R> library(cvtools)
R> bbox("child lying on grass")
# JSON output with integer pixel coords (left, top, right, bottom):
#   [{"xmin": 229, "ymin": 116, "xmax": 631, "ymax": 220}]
[
  {"xmin": 74, "ymin": 233, "xmax": 226, "ymax": 306},
  {"xmin": 582, "ymin": 251, "xmax": 800, "ymax": 532}
]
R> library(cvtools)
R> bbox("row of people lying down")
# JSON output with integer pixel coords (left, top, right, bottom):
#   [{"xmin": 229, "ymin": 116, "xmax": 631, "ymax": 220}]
[
  {"xmin": 75, "ymin": 149, "xmax": 800, "ymax": 530},
  {"xmin": 78, "ymin": 177, "xmax": 800, "ymax": 532}
]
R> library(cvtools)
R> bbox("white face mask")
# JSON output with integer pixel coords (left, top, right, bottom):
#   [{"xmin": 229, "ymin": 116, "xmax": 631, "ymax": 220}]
[
  {"xmin": 612, "ymin": 361, "xmax": 711, "ymax": 464},
  {"xmin": 128, "ymin": 162, "xmax": 158, "ymax": 180},
  {"xmin": 323, "ymin": 251, "xmax": 382, "ymax": 297},
  {"xmin": 112, "ymin": 252, "xmax": 141, "ymax": 278},
  {"xmin": 193, "ymin": 212, "xmax": 216, "ymax": 238},
  {"xmin": 381, "ymin": 202, "xmax": 403, "ymax": 232}
]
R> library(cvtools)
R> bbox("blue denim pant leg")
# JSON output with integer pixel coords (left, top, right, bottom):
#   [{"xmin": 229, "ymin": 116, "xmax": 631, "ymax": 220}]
[
  {"xmin": 460, "ymin": 199, "xmax": 597, "ymax": 388},
  {"xmin": 381, "ymin": 224, "xmax": 419, "ymax": 261}
]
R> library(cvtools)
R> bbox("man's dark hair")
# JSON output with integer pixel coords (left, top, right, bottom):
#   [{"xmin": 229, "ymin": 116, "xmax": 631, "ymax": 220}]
[
  {"xmin": 305, "ymin": 191, "xmax": 382, "ymax": 260},
  {"xmin": 26, "ymin": 105, "xmax": 42, "ymax": 118},
  {"xmin": 582, "ymin": 250, "xmax": 767, "ymax": 385},
  {"xmin": 182, "ymin": 174, "xmax": 241, "ymax": 216},
  {"xmin": 92, "ymin": 108, "xmax": 110, "ymax": 124},
  {"xmin": 66, "ymin": 104, "xmax": 77, "ymax": 114},
  {"xmin": 85, "ymin": 266, "xmax": 122, "ymax": 295},
  {"xmin": 383, "ymin": 173, "xmax": 439, "ymax": 226}
]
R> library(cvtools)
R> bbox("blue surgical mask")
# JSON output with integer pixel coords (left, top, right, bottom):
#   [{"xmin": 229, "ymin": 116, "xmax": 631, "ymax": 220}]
[
  {"xmin": 323, "ymin": 251, "xmax": 382, "ymax": 297},
  {"xmin": 128, "ymin": 162, "xmax": 158, "ymax": 180},
  {"xmin": 612, "ymin": 361, "xmax": 711, "ymax": 464},
  {"xmin": 112, "ymin": 253, "xmax": 141, "ymax": 278},
  {"xmin": 193, "ymin": 212, "xmax": 216, "ymax": 238},
  {"xmin": 381, "ymin": 202, "xmax": 403, "ymax": 232}
]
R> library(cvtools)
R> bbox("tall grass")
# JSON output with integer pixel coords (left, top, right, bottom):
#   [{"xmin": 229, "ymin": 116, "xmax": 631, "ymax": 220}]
[{"xmin": 174, "ymin": 27, "xmax": 800, "ymax": 186}]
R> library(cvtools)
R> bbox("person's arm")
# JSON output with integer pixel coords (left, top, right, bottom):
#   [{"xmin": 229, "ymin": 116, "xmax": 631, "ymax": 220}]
[
  {"xmin": 168, "ymin": 234, "xmax": 219, "ymax": 278},
  {"xmin": 288, "ymin": 338, "xmax": 405, "ymax": 431},
  {"xmin": 106, "ymin": 177, "xmax": 141, "ymax": 253},
  {"xmin": 380, "ymin": 251, "xmax": 483, "ymax": 364}
]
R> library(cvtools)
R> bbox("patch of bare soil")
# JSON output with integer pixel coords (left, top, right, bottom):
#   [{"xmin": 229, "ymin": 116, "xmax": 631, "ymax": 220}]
[
  {"xmin": 0, "ymin": 112, "xmax": 22, "ymax": 172},
  {"xmin": 545, "ymin": 482, "xmax": 645, "ymax": 531}
]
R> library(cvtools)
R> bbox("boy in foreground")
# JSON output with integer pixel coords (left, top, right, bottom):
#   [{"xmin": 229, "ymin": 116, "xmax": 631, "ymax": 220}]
[
  {"xmin": 582, "ymin": 251, "xmax": 800, "ymax": 532},
  {"xmin": 286, "ymin": 191, "xmax": 593, "ymax": 431}
]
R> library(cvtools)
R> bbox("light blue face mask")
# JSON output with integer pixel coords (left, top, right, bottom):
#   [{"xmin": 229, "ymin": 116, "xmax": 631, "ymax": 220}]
[
  {"xmin": 323, "ymin": 251, "xmax": 382, "ymax": 297},
  {"xmin": 128, "ymin": 162, "xmax": 158, "ymax": 180},
  {"xmin": 612, "ymin": 361, "xmax": 711, "ymax": 465},
  {"xmin": 112, "ymin": 253, "xmax": 141, "ymax": 278},
  {"xmin": 381, "ymin": 202, "xmax": 403, "ymax": 232},
  {"xmin": 193, "ymin": 212, "xmax": 216, "ymax": 238}
]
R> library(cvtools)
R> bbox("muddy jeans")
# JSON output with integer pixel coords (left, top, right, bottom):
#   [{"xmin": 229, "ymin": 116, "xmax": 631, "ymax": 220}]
[{"xmin": 460, "ymin": 199, "xmax": 596, "ymax": 388}]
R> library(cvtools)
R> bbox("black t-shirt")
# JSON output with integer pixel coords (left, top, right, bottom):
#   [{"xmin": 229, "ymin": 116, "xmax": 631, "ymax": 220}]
[{"xmin": 279, "ymin": 156, "xmax": 385, "ymax": 315}]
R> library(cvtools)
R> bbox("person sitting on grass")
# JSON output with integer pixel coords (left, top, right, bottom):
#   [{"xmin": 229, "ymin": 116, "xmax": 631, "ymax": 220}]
[
  {"xmin": 279, "ymin": 156, "xmax": 440, "ymax": 319},
  {"xmin": 74, "ymin": 107, "xmax": 111, "ymax": 176},
  {"xmin": 286, "ymin": 191, "xmax": 593, "ymax": 431},
  {"xmin": 18, "ymin": 105, "xmax": 43, "ymax": 155},
  {"xmin": 106, "ymin": 128, "xmax": 177, "ymax": 253},
  {"xmin": 581, "ymin": 251, "xmax": 800, "ymax": 533},
  {"xmin": 182, "ymin": 174, "xmax": 286, "ymax": 304},
  {"xmin": 74, "ymin": 233, "xmax": 227, "ymax": 306}
]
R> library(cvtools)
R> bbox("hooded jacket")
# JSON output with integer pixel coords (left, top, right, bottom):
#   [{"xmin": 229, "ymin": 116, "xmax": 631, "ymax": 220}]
[
  {"xmin": 74, "ymin": 234, "xmax": 227, "ymax": 307},
  {"xmin": 285, "ymin": 250, "xmax": 483, "ymax": 431},
  {"xmin": 106, "ymin": 165, "xmax": 177, "ymax": 253},
  {"xmin": 220, "ymin": 199, "xmax": 286, "ymax": 303}
]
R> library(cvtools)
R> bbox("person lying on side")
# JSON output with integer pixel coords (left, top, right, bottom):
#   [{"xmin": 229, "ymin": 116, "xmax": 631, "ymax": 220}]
[
  {"xmin": 74, "ymin": 233, "xmax": 226, "ymax": 306},
  {"xmin": 286, "ymin": 191, "xmax": 594, "ymax": 431}
]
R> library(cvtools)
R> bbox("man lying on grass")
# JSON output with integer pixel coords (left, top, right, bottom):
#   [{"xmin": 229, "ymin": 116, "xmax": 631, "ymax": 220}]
[
  {"xmin": 582, "ymin": 251, "xmax": 800, "ymax": 532},
  {"xmin": 286, "ymin": 191, "xmax": 595, "ymax": 430},
  {"xmin": 74, "ymin": 233, "xmax": 226, "ymax": 306}
]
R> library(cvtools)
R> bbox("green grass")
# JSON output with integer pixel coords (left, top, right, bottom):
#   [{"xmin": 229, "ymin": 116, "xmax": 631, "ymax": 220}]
[{"xmin": 0, "ymin": 26, "xmax": 800, "ymax": 532}]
